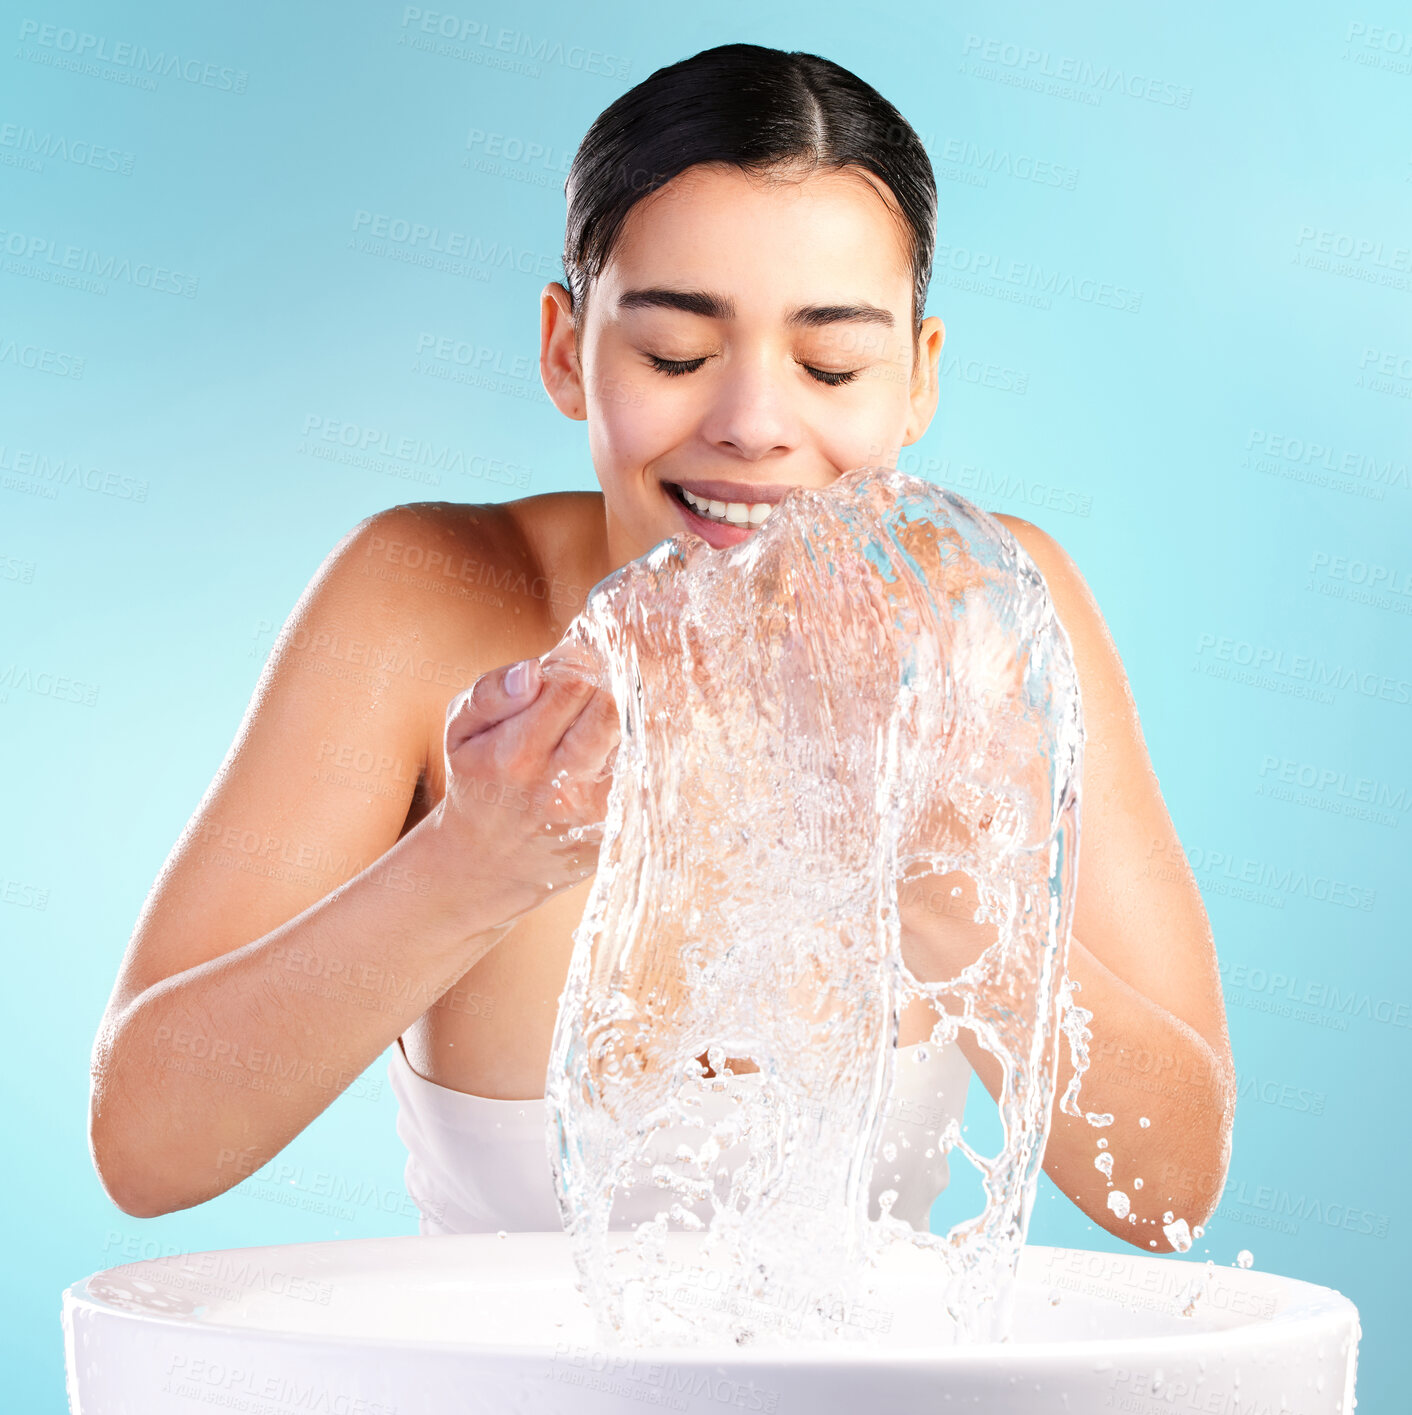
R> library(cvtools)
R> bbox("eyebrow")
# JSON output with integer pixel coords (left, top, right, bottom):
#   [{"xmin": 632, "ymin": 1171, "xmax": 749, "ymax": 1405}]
[{"xmin": 616, "ymin": 287, "xmax": 895, "ymax": 329}]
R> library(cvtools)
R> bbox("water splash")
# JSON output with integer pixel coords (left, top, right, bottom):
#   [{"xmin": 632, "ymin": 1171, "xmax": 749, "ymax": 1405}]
[
  {"xmin": 544, "ymin": 466, "xmax": 1085, "ymax": 1349},
  {"xmin": 1057, "ymin": 978, "xmax": 1113, "ymax": 1128}
]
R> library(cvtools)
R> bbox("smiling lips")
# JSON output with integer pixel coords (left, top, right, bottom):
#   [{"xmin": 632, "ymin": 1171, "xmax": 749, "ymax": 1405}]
[
  {"xmin": 679, "ymin": 487, "xmax": 774, "ymax": 527},
  {"xmin": 663, "ymin": 477, "xmax": 799, "ymax": 546}
]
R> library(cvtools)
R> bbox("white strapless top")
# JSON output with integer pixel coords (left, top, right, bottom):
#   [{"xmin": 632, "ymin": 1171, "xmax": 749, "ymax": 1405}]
[{"xmin": 388, "ymin": 1036, "xmax": 971, "ymax": 1236}]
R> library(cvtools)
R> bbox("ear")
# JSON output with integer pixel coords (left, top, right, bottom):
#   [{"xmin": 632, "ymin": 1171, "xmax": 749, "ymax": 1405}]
[
  {"xmin": 903, "ymin": 314, "xmax": 945, "ymax": 446},
  {"xmin": 540, "ymin": 282, "xmax": 587, "ymax": 421}
]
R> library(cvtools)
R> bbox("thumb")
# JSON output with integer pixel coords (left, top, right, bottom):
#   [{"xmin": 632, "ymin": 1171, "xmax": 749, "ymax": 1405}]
[{"xmin": 446, "ymin": 657, "xmax": 541, "ymax": 752}]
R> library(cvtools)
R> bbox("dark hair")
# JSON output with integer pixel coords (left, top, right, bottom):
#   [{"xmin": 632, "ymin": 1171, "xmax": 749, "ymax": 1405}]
[{"xmin": 562, "ymin": 43, "xmax": 936, "ymax": 356}]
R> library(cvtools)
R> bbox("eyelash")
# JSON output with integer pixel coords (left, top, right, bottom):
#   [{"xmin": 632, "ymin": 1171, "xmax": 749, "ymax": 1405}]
[{"xmin": 645, "ymin": 354, "xmax": 861, "ymax": 387}]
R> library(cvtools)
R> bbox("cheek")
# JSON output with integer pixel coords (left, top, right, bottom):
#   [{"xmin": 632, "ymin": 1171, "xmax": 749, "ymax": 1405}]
[
  {"xmin": 826, "ymin": 396, "xmax": 909, "ymax": 470},
  {"xmin": 589, "ymin": 375, "xmax": 691, "ymax": 468}
]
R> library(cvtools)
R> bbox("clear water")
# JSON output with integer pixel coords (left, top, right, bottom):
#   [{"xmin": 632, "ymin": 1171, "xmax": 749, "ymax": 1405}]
[{"xmin": 544, "ymin": 466, "xmax": 1085, "ymax": 1350}]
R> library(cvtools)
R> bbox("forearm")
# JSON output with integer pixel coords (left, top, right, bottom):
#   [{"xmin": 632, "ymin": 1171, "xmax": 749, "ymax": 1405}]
[
  {"xmin": 956, "ymin": 935, "xmax": 1235, "ymax": 1252},
  {"xmin": 90, "ymin": 812, "xmax": 511, "ymax": 1218}
]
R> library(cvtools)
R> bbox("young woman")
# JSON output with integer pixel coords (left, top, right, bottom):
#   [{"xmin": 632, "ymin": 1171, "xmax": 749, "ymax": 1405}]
[{"xmin": 89, "ymin": 44, "xmax": 1234, "ymax": 1250}]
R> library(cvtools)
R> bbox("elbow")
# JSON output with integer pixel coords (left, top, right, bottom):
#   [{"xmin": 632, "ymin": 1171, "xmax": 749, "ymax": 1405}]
[
  {"xmin": 1149, "ymin": 1042, "xmax": 1236, "ymax": 1250},
  {"xmin": 88, "ymin": 1042, "xmax": 210, "ymax": 1221},
  {"xmin": 99, "ymin": 1176, "xmax": 182, "ymax": 1221},
  {"xmin": 89, "ymin": 1099, "xmax": 187, "ymax": 1219},
  {"xmin": 88, "ymin": 1083, "xmax": 251, "ymax": 1219},
  {"xmin": 1100, "ymin": 1038, "xmax": 1235, "ymax": 1254},
  {"xmin": 91, "ymin": 1151, "xmax": 173, "ymax": 1220},
  {"xmin": 1200, "ymin": 1035, "xmax": 1238, "ymax": 1222}
]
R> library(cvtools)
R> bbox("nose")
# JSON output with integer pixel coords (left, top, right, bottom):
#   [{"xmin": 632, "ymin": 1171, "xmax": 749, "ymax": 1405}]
[{"xmin": 696, "ymin": 349, "xmax": 805, "ymax": 463}]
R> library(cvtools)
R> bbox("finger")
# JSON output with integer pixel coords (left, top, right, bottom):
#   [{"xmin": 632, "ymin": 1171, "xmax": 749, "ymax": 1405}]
[
  {"xmin": 552, "ymin": 685, "xmax": 620, "ymax": 772},
  {"xmin": 446, "ymin": 658, "xmax": 542, "ymax": 753},
  {"xmin": 541, "ymin": 625, "xmax": 606, "ymax": 686},
  {"xmin": 513, "ymin": 664, "xmax": 600, "ymax": 752}
]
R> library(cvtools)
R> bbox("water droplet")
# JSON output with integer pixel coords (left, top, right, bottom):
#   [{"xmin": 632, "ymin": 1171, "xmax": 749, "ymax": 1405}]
[
  {"xmin": 1107, "ymin": 1190, "xmax": 1130, "ymax": 1219},
  {"xmin": 1236, "ymin": 1250, "xmax": 1254, "ymax": 1269},
  {"xmin": 1138, "ymin": 1116, "xmax": 1150, "ymax": 1128},
  {"xmin": 1163, "ymin": 1217, "xmax": 1193, "ymax": 1253}
]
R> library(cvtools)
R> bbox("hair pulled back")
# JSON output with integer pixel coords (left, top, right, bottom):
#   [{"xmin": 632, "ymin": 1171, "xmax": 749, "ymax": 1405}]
[{"xmin": 562, "ymin": 44, "xmax": 936, "ymax": 346}]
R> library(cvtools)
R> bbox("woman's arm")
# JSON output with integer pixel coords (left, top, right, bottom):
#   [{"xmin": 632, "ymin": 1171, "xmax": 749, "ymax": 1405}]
[
  {"xmin": 905, "ymin": 514, "xmax": 1235, "ymax": 1251},
  {"xmin": 89, "ymin": 505, "xmax": 616, "ymax": 1218},
  {"xmin": 92, "ymin": 814, "xmax": 512, "ymax": 1219},
  {"xmin": 90, "ymin": 506, "xmax": 481, "ymax": 1219}
]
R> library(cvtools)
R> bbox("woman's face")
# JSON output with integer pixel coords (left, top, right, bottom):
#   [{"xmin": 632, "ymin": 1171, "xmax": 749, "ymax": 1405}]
[{"xmin": 541, "ymin": 162, "xmax": 946, "ymax": 569}]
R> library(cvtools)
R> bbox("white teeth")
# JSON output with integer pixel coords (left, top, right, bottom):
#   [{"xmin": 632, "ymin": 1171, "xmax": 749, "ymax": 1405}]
[{"xmin": 680, "ymin": 487, "xmax": 774, "ymax": 528}]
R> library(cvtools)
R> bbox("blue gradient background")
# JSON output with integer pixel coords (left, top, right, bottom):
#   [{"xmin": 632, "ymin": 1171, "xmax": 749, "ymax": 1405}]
[{"xmin": 3, "ymin": 2, "xmax": 1408, "ymax": 1410}]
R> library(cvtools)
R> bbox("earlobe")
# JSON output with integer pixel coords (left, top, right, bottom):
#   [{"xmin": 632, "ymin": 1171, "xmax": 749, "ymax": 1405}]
[
  {"xmin": 903, "ymin": 315, "xmax": 945, "ymax": 445},
  {"xmin": 540, "ymin": 282, "xmax": 587, "ymax": 422}
]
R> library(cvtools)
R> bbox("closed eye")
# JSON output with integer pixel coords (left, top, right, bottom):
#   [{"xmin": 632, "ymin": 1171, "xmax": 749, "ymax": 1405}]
[{"xmin": 644, "ymin": 354, "xmax": 861, "ymax": 387}]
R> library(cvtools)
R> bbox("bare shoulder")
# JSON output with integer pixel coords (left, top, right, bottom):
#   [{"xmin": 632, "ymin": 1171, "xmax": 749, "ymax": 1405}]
[
  {"xmin": 320, "ymin": 491, "xmax": 609, "ymax": 755},
  {"xmin": 101, "ymin": 494, "xmax": 606, "ymax": 1017},
  {"xmin": 324, "ymin": 491, "xmax": 606, "ymax": 652},
  {"xmin": 264, "ymin": 498, "xmax": 565, "ymax": 786},
  {"xmin": 990, "ymin": 515, "xmax": 1228, "ymax": 1055},
  {"xmin": 990, "ymin": 512, "xmax": 1144, "ymax": 741},
  {"xmin": 501, "ymin": 489, "xmax": 610, "ymax": 608}
]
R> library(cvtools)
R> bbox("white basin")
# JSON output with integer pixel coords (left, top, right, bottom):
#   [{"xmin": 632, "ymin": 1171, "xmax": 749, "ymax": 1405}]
[{"xmin": 62, "ymin": 1232, "xmax": 1360, "ymax": 1413}]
